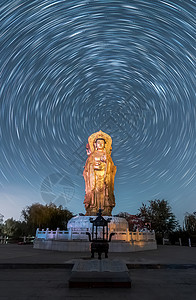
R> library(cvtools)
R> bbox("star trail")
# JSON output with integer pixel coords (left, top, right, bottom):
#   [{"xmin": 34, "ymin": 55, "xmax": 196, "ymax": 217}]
[{"xmin": 0, "ymin": 0, "xmax": 195, "ymax": 223}]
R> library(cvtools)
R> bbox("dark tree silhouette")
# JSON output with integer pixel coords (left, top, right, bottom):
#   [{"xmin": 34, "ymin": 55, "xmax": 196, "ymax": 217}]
[
  {"xmin": 138, "ymin": 199, "xmax": 179, "ymax": 237},
  {"xmin": 21, "ymin": 203, "xmax": 73, "ymax": 235}
]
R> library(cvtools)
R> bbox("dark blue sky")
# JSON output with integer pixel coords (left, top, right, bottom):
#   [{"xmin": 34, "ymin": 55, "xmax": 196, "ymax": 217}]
[{"xmin": 0, "ymin": 0, "xmax": 195, "ymax": 224}]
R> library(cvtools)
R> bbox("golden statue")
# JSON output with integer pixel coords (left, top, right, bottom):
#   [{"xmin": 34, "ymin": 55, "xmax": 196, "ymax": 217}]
[{"xmin": 83, "ymin": 130, "xmax": 116, "ymax": 216}]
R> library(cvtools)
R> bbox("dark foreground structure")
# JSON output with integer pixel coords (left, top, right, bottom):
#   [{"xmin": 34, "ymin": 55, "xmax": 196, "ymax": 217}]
[{"xmin": 0, "ymin": 244, "xmax": 196, "ymax": 299}]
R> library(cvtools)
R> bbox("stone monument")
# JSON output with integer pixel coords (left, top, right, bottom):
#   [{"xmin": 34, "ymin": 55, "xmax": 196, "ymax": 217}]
[
  {"xmin": 67, "ymin": 130, "xmax": 129, "ymax": 236},
  {"xmin": 34, "ymin": 130, "xmax": 157, "ymax": 252},
  {"xmin": 83, "ymin": 130, "xmax": 116, "ymax": 216}
]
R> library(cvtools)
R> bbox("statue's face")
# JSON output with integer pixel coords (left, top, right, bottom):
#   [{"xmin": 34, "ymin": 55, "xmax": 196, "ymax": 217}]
[{"xmin": 96, "ymin": 139, "xmax": 105, "ymax": 150}]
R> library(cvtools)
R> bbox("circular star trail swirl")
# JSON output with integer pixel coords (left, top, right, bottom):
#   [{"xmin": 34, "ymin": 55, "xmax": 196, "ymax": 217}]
[{"xmin": 0, "ymin": 0, "xmax": 195, "ymax": 218}]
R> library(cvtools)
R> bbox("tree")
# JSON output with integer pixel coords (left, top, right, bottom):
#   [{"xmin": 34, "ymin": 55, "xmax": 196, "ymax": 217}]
[
  {"xmin": 3, "ymin": 218, "xmax": 27, "ymax": 238},
  {"xmin": 21, "ymin": 203, "xmax": 73, "ymax": 235},
  {"xmin": 138, "ymin": 199, "xmax": 178, "ymax": 237},
  {"xmin": 115, "ymin": 212, "xmax": 145, "ymax": 231}
]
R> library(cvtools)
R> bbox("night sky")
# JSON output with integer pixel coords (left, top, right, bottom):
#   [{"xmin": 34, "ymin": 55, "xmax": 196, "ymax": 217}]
[{"xmin": 1, "ymin": 0, "xmax": 195, "ymax": 224}]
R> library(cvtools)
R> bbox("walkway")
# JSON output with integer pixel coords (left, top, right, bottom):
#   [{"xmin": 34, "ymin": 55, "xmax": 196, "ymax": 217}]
[{"xmin": 0, "ymin": 244, "xmax": 196, "ymax": 299}]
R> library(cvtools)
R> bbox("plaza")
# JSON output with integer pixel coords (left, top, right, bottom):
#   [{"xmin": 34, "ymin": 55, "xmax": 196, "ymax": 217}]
[{"xmin": 0, "ymin": 244, "xmax": 196, "ymax": 299}]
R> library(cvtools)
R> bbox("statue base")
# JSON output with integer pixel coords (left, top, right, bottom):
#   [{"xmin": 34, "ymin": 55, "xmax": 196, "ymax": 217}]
[
  {"xmin": 34, "ymin": 215, "xmax": 157, "ymax": 252},
  {"xmin": 85, "ymin": 207, "xmax": 113, "ymax": 216},
  {"xmin": 67, "ymin": 215, "xmax": 129, "ymax": 239},
  {"xmin": 34, "ymin": 239, "xmax": 157, "ymax": 252}
]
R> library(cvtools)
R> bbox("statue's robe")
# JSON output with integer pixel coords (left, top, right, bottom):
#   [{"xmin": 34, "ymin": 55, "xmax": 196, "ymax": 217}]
[{"xmin": 83, "ymin": 149, "xmax": 116, "ymax": 216}]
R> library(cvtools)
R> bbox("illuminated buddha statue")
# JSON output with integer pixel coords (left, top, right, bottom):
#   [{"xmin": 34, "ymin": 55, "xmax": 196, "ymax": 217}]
[{"xmin": 83, "ymin": 130, "xmax": 116, "ymax": 216}]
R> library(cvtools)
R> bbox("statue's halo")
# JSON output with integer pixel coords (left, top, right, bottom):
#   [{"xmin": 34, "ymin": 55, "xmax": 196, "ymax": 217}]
[{"xmin": 88, "ymin": 130, "xmax": 112, "ymax": 154}]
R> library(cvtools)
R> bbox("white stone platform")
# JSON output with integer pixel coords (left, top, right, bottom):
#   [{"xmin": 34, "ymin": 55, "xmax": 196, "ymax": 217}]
[
  {"xmin": 34, "ymin": 214, "xmax": 157, "ymax": 252},
  {"xmin": 33, "ymin": 239, "xmax": 157, "ymax": 252}
]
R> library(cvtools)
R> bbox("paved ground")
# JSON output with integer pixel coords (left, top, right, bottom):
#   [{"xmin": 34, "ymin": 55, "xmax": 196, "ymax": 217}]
[
  {"xmin": 1, "ymin": 268, "xmax": 196, "ymax": 300},
  {"xmin": 0, "ymin": 244, "xmax": 196, "ymax": 299},
  {"xmin": 0, "ymin": 244, "xmax": 196, "ymax": 264}
]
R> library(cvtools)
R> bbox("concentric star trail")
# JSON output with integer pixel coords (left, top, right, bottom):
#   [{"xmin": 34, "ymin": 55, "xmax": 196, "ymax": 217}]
[{"xmin": 0, "ymin": 0, "xmax": 195, "ymax": 222}]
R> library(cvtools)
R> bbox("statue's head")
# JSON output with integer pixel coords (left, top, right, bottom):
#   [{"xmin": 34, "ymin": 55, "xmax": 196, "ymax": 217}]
[
  {"xmin": 96, "ymin": 138, "xmax": 105, "ymax": 150},
  {"xmin": 88, "ymin": 130, "xmax": 112, "ymax": 154}
]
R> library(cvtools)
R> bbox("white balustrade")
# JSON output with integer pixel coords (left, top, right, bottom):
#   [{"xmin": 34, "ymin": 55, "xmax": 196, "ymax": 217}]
[
  {"xmin": 35, "ymin": 228, "xmax": 156, "ymax": 242},
  {"xmin": 0, "ymin": 236, "xmax": 7, "ymax": 244},
  {"xmin": 130, "ymin": 231, "xmax": 156, "ymax": 242}
]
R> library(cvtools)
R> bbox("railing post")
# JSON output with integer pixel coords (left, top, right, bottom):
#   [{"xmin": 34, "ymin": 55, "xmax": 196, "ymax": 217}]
[
  {"xmin": 45, "ymin": 228, "xmax": 49, "ymax": 240},
  {"xmin": 130, "ymin": 232, "xmax": 133, "ymax": 243},
  {"xmin": 56, "ymin": 228, "xmax": 60, "ymax": 240},
  {"xmin": 136, "ymin": 230, "xmax": 140, "ymax": 241},
  {"xmin": 188, "ymin": 238, "xmax": 191, "ymax": 247},
  {"xmin": 68, "ymin": 227, "xmax": 72, "ymax": 240},
  {"xmin": 179, "ymin": 238, "xmax": 182, "ymax": 246},
  {"xmin": 36, "ymin": 228, "xmax": 39, "ymax": 238}
]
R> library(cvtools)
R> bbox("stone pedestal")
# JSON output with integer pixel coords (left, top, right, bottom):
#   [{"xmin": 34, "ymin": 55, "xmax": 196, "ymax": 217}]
[
  {"xmin": 69, "ymin": 259, "xmax": 131, "ymax": 288},
  {"xmin": 34, "ymin": 215, "xmax": 157, "ymax": 252},
  {"xmin": 33, "ymin": 239, "xmax": 157, "ymax": 252}
]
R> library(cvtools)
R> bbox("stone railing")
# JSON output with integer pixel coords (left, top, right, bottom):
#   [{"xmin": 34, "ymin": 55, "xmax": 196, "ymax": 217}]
[
  {"xmin": 35, "ymin": 228, "xmax": 156, "ymax": 242},
  {"xmin": 130, "ymin": 231, "xmax": 156, "ymax": 242},
  {"xmin": 36, "ymin": 228, "xmax": 70, "ymax": 240},
  {"xmin": 0, "ymin": 236, "xmax": 7, "ymax": 244}
]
